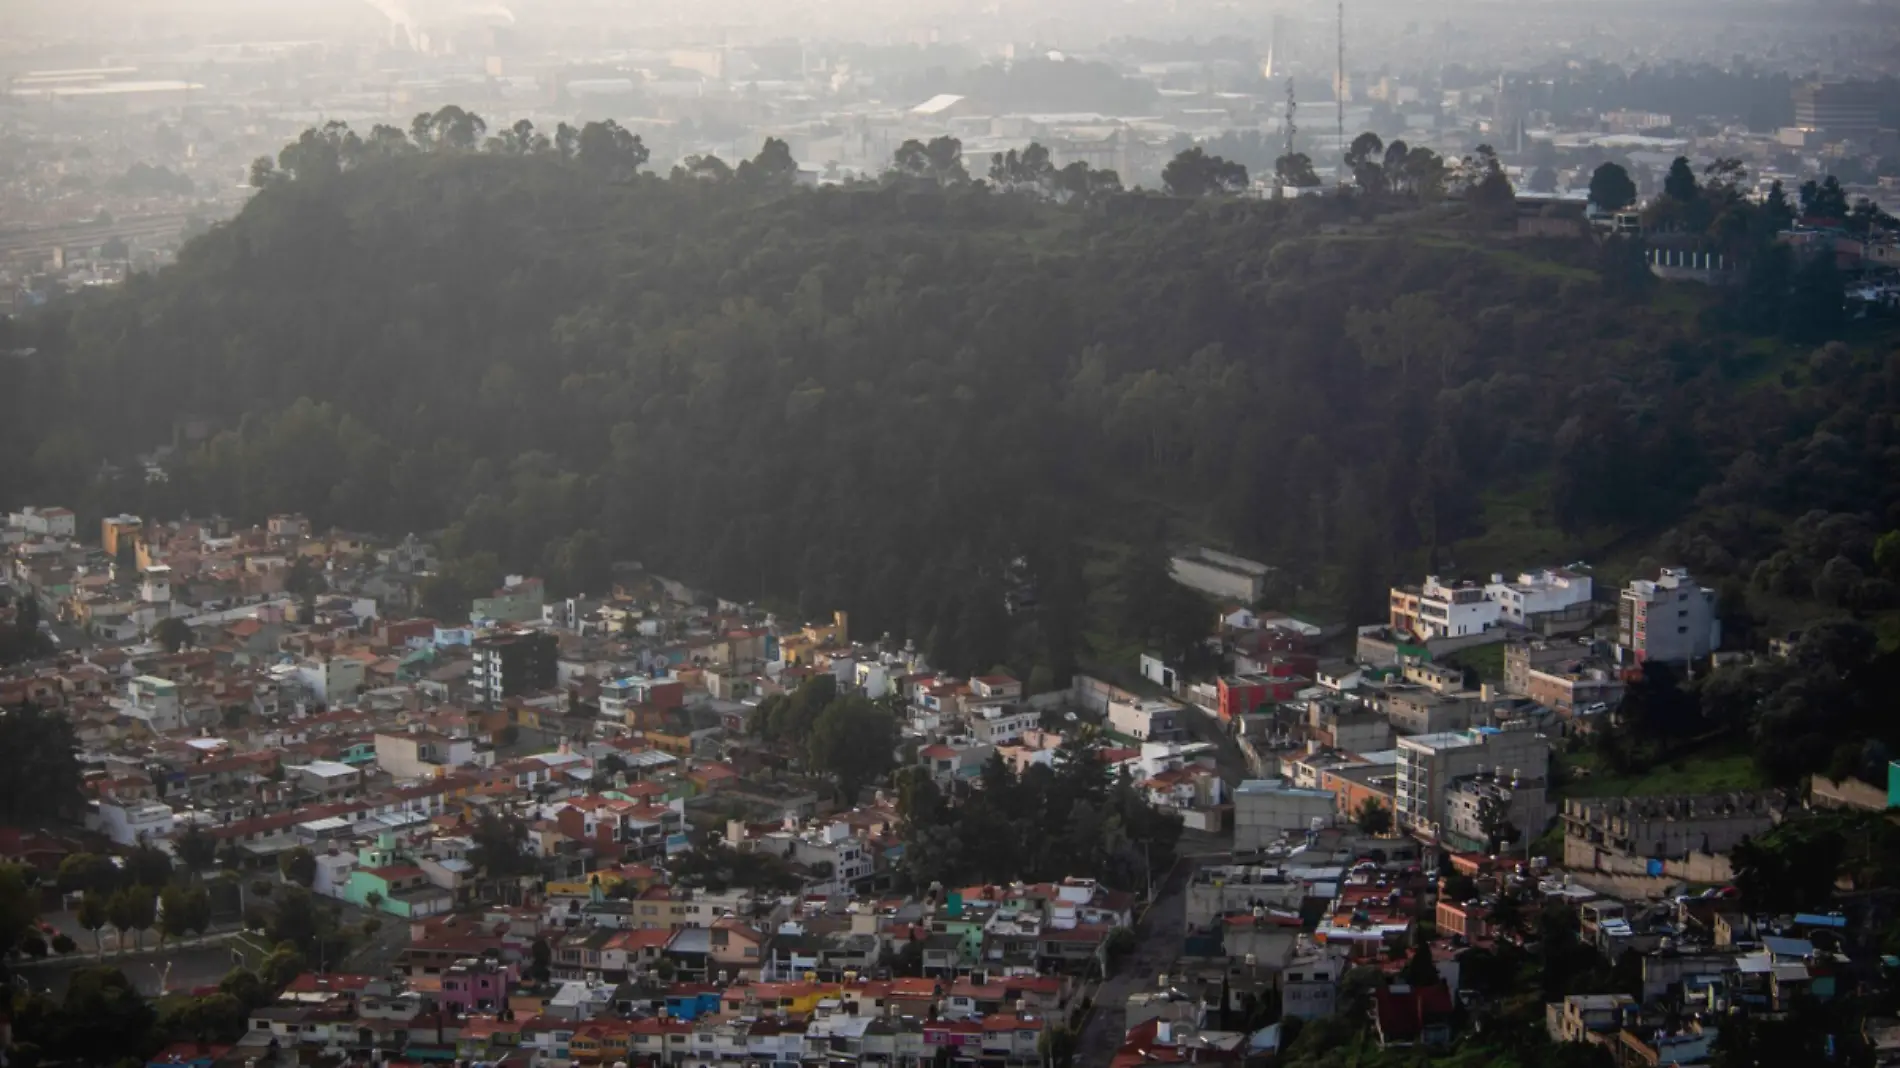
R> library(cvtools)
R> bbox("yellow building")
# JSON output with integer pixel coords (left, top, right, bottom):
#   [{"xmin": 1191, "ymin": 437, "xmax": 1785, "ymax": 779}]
[
  {"xmin": 646, "ymin": 728, "xmax": 695, "ymax": 757},
  {"xmin": 545, "ymin": 870, "xmax": 629, "ymax": 898},
  {"xmin": 779, "ymin": 610, "xmax": 850, "ymax": 666},
  {"xmin": 101, "ymin": 515, "xmax": 142, "ymax": 558}
]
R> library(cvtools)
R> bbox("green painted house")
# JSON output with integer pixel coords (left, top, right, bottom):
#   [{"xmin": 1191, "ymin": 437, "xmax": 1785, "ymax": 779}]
[{"xmin": 342, "ymin": 833, "xmax": 449, "ymax": 917}]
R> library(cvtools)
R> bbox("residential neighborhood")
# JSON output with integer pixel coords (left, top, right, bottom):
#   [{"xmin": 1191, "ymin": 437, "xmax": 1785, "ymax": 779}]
[{"xmin": 0, "ymin": 502, "xmax": 1893, "ymax": 1068}]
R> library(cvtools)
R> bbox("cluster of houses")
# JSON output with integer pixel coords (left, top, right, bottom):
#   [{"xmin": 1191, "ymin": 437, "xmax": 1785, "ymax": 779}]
[
  {"xmin": 200, "ymin": 871, "xmax": 1143, "ymax": 1067},
  {"xmin": 1115, "ymin": 548, "xmax": 1895, "ymax": 1066},
  {"xmin": 6, "ymin": 508, "xmax": 1890, "ymax": 1068},
  {"xmin": 0, "ymin": 508, "xmax": 1245, "ymax": 1068}
]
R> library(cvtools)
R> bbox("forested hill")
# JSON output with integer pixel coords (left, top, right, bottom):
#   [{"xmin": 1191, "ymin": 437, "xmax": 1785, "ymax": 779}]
[{"xmin": 4, "ymin": 130, "xmax": 1898, "ymax": 679}]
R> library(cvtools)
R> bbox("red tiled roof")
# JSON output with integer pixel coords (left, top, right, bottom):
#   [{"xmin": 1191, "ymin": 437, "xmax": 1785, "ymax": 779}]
[
  {"xmin": 924, "ymin": 1018, "xmax": 983, "ymax": 1036},
  {"xmin": 609, "ymin": 929, "xmax": 673, "ymax": 950},
  {"xmin": 283, "ymin": 972, "xmax": 376, "ymax": 994},
  {"xmin": 628, "ymin": 1016, "xmax": 693, "ymax": 1036},
  {"xmin": 364, "ymin": 865, "xmax": 426, "ymax": 880}
]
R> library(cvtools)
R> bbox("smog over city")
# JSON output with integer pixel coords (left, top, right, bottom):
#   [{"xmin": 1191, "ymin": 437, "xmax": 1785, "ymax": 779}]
[{"xmin": 1, "ymin": 0, "xmax": 1899, "ymax": 1065}]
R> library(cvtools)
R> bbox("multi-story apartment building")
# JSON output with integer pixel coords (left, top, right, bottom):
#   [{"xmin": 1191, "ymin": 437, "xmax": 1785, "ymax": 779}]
[
  {"xmin": 471, "ymin": 629, "xmax": 558, "ymax": 705},
  {"xmin": 1389, "ymin": 576, "xmax": 1497, "ymax": 640},
  {"xmin": 1616, "ymin": 568, "xmax": 1719, "ymax": 665},
  {"xmin": 1444, "ymin": 770, "xmax": 1548, "ymax": 853},
  {"xmin": 1391, "ymin": 568, "xmax": 1594, "ymax": 641},
  {"xmin": 1394, "ymin": 723, "xmax": 1547, "ymax": 836}
]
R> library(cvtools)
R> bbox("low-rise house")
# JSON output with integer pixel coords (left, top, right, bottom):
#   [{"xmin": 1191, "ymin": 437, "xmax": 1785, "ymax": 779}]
[
  {"xmin": 1617, "ymin": 1023, "xmax": 1721, "ymax": 1067},
  {"xmin": 1281, "ymin": 949, "xmax": 1342, "ymax": 1020},
  {"xmin": 1233, "ymin": 779, "xmax": 1336, "ymax": 850},
  {"xmin": 343, "ymin": 833, "xmax": 453, "ymax": 917},
  {"xmin": 1546, "ymin": 993, "xmax": 1635, "ymax": 1046},
  {"xmin": 439, "ymin": 958, "xmax": 515, "ymax": 1014},
  {"xmin": 968, "ymin": 704, "xmax": 1040, "ymax": 746},
  {"xmin": 285, "ymin": 759, "xmax": 362, "ymax": 800},
  {"xmin": 918, "ymin": 739, "xmax": 994, "ymax": 785},
  {"xmin": 1373, "ymin": 984, "xmax": 1455, "ymax": 1048},
  {"xmin": 1109, "ymin": 694, "xmax": 1185, "ymax": 742}
]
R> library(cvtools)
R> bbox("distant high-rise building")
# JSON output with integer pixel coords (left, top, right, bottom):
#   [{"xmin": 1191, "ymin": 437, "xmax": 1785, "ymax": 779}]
[{"xmin": 1793, "ymin": 82, "xmax": 1880, "ymax": 137}]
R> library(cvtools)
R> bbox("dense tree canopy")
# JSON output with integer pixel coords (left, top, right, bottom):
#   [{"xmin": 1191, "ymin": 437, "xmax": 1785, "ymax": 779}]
[
  {"xmin": 0, "ymin": 701, "xmax": 83, "ymax": 824},
  {"xmin": 1162, "ymin": 146, "xmax": 1249, "ymax": 196},
  {"xmin": 1588, "ymin": 162, "xmax": 1637, "ymax": 212},
  {"xmin": 6, "ymin": 115, "xmax": 1899, "ymax": 690},
  {"xmin": 899, "ymin": 729, "xmax": 1181, "ymax": 892}
]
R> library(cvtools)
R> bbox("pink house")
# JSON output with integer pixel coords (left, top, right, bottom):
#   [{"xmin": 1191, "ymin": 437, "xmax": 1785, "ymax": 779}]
[{"xmin": 439, "ymin": 958, "xmax": 516, "ymax": 1014}]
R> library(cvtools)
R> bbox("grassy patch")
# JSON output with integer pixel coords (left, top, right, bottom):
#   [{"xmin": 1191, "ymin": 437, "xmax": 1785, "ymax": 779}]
[
  {"xmin": 1530, "ymin": 820, "xmax": 1565, "ymax": 862},
  {"xmin": 1648, "ymin": 282, "xmax": 1709, "ymax": 320},
  {"xmin": 1726, "ymin": 335, "xmax": 1803, "ymax": 390},
  {"xmin": 1447, "ymin": 479, "xmax": 1574, "ymax": 575},
  {"xmin": 1558, "ymin": 743, "xmax": 1766, "ymax": 799},
  {"xmin": 1444, "ymin": 642, "xmax": 1506, "ymax": 682},
  {"xmin": 1408, "ymin": 234, "xmax": 1596, "ymax": 281},
  {"xmin": 1871, "ymin": 610, "xmax": 1900, "ymax": 654}
]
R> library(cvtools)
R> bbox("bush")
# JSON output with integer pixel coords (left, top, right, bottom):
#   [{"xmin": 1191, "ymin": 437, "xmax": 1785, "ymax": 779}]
[
  {"xmin": 51, "ymin": 933, "xmax": 76, "ymax": 954},
  {"xmin": 250, "ymin": 879, "xmax": 274, "ymax": 898}
]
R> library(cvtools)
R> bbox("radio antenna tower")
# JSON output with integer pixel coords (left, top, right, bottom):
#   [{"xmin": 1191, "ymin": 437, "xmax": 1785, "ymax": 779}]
[
  {"xmin": 1278, "ymin": 77, "xmax": 1298, "ymax": 198},
  {"xmin": 1284, "ymin": 78, "xmax": 1297, "ymax": 157},
  {"xmin": 1336, "ymin": 0, "xmax": 1346, "ymax": 162}
]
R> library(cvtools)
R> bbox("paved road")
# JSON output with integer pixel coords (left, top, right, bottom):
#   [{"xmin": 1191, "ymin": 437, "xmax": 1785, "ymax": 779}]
[
  {"xmin": 36, "ymin": 907, "xmax": 246, "ymax": 957},
  {"xmin": 19, "ymin": 944, "xmax": 242, "ymax": 998},
  {"xmin": 1076, "ymin": 857, "xmax": 1193, "ymax": 1062},
  {"xmin": 1176, "ymin": 703, "xmax": 1252, "ymax": 785},
  {"xmin": 341, "ymin": 900, "xmax": 416, "ymax": 977}
]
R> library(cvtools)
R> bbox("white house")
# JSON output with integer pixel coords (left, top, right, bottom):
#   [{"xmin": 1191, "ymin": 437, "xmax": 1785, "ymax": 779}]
[
  {"xmin": 969, "ymin": 704, "xmax": 1039, "ymax": 746},
  {"xmin": 1484, "ymin": 568, "xmax": 1594, "ymax": 626},
  {"xmin": 855, "ymin": 661, "xmax": 892, "ymax": 699},
  {"xmin": 1139, "ymin": 653, "xmax": 1180, "ymax": 693},
  {"xmin": 1108, "ymin": 696, "xmax": 1183, "ymax": 742},
  {"xmin": 95, "ymin": 797, "xmax": 174, "ymax": 846},
  {"xmin": 1282, "ymin": 949, "xmax": 1343, "ymax": 1020},
  {"xmin": 312, "ymin": 851, "xmax": 358, "ymax": 898},
  {"xmin": 1392, "ymin": 576, "xmax": 1499, "ymax": 640},
  {"xmin": 6, "ymin": 506, "xmax": 76, "ymax": 540},
  {"xmin": 140, "ymin": 566, "xmax": 174, "ymax": 604},
  {"xmin": 124, "ymin": 675, "xmax": 183, "ymax": 732},
  {"xmin": 297, "ymin": 656, "xmax": 366, "ymax": 705},
  {"xmin": 1171, "ymin": 547, "xmax": 1274, "ymax": 603}
]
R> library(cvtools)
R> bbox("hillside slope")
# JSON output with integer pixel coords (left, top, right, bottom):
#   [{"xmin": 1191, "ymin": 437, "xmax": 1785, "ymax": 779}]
[{"xmin": 4, "ymin": 143, "xmax": 1897, "ymax": 676}]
